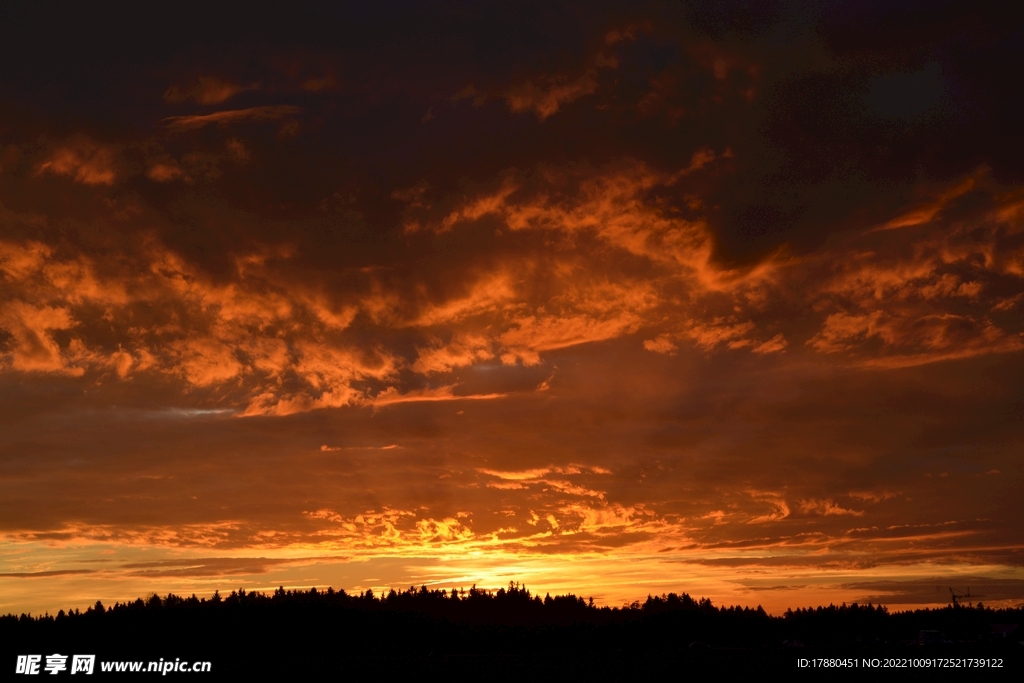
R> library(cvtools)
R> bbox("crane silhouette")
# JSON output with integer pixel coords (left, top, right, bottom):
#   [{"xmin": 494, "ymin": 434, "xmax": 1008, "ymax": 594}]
[{"xmin": 949, "ymin": 587, "xmax": 984, "ymax": 608}]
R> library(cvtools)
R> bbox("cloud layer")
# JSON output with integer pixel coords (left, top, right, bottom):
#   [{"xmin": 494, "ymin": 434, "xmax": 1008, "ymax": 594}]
[{"xmin": 1, "ymin": 1, "xmax": 1023, "ymax": 615}]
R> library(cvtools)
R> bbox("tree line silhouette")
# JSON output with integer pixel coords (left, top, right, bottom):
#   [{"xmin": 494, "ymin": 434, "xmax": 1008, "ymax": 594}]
[{"xmin": 3, "ymin": 584, "xmax": 1019, "ymax": 676}]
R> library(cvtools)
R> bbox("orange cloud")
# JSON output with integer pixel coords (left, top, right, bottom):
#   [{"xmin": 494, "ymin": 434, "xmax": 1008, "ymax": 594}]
[
  {"xmin": 162, "ymin": 105, "xmax": 301, "ymax": 131},
  {"xmin": 0, "ymin": 239, "xmax": 400, "ymax": 415},
  {"xmin": 243, "ymin": 343, "xmax": 400, "ymax": 416},
  {"xmin": 414, "ymin": 272, "xmax": 516, "ymax": 325},
  {"xmin": 167, "ymin": 336, "xmax": 245, "ymax": 387},
  {"xmin": 413, "ymin": 334, "xmax": 494, "ymax": 374},
  {"xmin": 642, "ymin": 334, "xmax": 678, "ymax": 354},
  {"xmin": 752, "ymin": 333, "xmax": 787, "ymax": 354},
  {"xmin": 164, "ymin": 77, "xmax": 257, "ymax": 104},
  {"xmin": 35, "ymin": 141, "xmax": 116, "ymax": 185},
  {"xmin": 500, "ymin": 39, "xmax": 629, "ymax": 120},
  {"xmin": 684, "ymin": 318, "xmax": 757, "ymax": 351},
  {"xmin": 0, "ymin": 301, "xmax": 79, "ymax": 374},
  {"xmin": 808, "ymin": 311, "xmax": 895, "ymax": 353},
  {"xmin": 505, "ymin": 70, "xmax": 599, "ymax": 119},
  {"xmin": 799, "ymin": 499, "xmax": 864, "ymax": 517},
  {"xmin": 806, "ymin": 310, "xmax": 1024, "ymax": 366},
  {"xmin": 3, "ymin": 164, "xmax": 1022, "ymax": 421},
  {"xmin": 371, "ymin": 385, "xmax": 505, "ymax": 407},
  {"xmin": 438, "ymin": 161, "xmax": 780, "ymax": 296},
  {"xmin": 394, "ymin": 162, "xmax": 805, "ymax": 372},
  {"xmin": 436, "ymin": 180, "xmax": 518, "ymax": 233},
  {"xmin": 746, "ymin": 492, "xmax": 791, "ymax": 524},
  {"xmin": 146, "ymin": 163, "xmax": 183, "ymax": 182},
  {"xmin": 478, "ymin": 467, "xmax": 554, "ymax": 481},
  {"xmin": 877, "ymin": 176, "xmax": 978, "ymax": 230},
  {"xmin": 799, "ymin": 172, "xmax": 1024, "ymax": 367},
  {"xmin": 0, "ymin": 241, "xmax": 52, "ymax": 280},
  {"xmin": 408, "ymin": 267, "xmax": 661, "ymax": 368},
  {"xmin": 500, "ymin": 311, "xmax": 642, "ymax": 365}
]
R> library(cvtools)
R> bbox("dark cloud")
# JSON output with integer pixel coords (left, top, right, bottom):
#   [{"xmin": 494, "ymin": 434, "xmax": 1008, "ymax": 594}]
[
  {"xmin": 0, "ymin": 570, "xmax": 95, "ymax": 579},
  {"xmin": 120, "ymin": 557, "xmax": 322, "ymax": 578}
]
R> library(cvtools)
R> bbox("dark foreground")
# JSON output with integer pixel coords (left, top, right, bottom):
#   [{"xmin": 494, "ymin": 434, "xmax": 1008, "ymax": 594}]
[{"xmin": 3, "ymin": 586, "xmax": 1020, "ymax": 678}]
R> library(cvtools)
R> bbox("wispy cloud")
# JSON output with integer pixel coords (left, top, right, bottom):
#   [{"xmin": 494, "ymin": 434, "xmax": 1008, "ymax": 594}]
[
  {"xmin": 162, "ymin": 105, "xmax": 301, "ymax": 131},
  {"xmin": 371, "ymin": 386, "xmax": 505, "ymax": 407}
]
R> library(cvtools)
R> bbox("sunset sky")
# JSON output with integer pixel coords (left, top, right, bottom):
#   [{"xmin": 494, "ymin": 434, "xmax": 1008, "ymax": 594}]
[{"xmin": 2, "ymin": 1, "xmax": 1023, "ymax": 616}]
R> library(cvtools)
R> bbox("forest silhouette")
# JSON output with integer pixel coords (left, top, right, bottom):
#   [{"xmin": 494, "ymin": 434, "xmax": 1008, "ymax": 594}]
[{"xmin": 4, "ymin": 584, "xmax": 1019, "ymax": 676}]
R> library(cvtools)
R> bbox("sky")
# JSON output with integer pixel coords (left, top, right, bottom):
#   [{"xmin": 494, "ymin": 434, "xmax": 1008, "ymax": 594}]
[{"xmin": 1, "ymin": 0, "xmax": 1023, "ymax": 615}]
